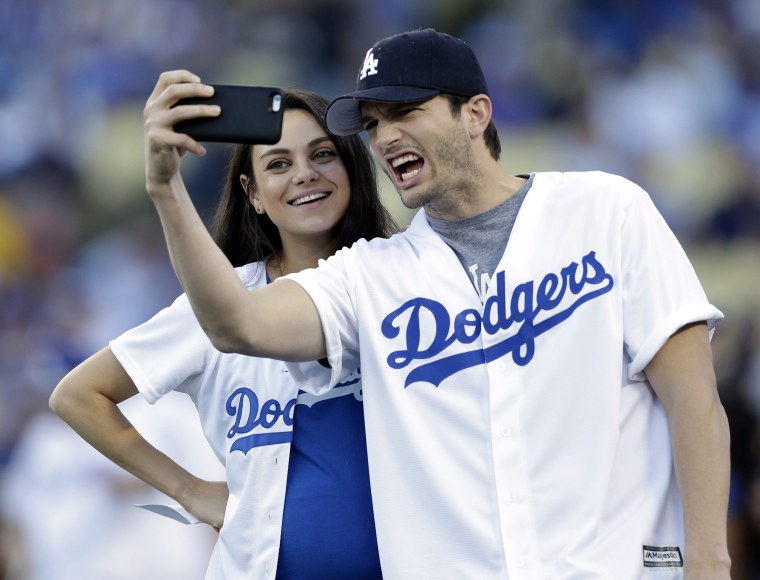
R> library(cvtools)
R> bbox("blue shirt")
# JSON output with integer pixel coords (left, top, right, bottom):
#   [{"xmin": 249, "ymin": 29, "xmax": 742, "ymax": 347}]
[{"xmin": 275, "ymin": 370, "xmax": 382, "ymax": 579}]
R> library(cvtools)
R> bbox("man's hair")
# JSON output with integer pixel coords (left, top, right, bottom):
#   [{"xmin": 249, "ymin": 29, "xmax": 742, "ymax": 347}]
[
  {"xmin": 444, "ymin": 94, "xmax": 501, "ymax": 161},
  {"xmin": 210, "ymin": 89, "xmax": 398, "ymax": 267}
]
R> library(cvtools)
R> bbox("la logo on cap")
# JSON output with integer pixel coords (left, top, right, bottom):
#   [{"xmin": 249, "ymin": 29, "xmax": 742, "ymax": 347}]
[{"xmin": 359, "ymin": 48, "xmax": 379, "ymax": 80}]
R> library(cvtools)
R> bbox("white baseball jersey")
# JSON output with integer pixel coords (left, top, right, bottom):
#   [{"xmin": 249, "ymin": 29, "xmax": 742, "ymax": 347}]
[
  {"xmin": 110, "ymin": 262, "xmax": 365, "ymax": 580},
  {"xmin": 286, "ymin": 171, "xmax": 724, "ymax": 579}
]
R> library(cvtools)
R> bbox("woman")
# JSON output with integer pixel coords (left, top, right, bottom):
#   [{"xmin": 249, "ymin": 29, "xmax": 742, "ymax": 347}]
[{"xmin": 49, "ymin": 71, "xmax": 396, "ymax": 579}]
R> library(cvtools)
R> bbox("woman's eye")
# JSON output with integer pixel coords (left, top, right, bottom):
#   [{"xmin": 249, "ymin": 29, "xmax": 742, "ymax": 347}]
[
  {"xmin": 314, "ymin": 149, "xmax": 336, "ymax": 160},
  {"xmin": 266, "ymin": 159, "xmax": 289, "ymax": 170}
]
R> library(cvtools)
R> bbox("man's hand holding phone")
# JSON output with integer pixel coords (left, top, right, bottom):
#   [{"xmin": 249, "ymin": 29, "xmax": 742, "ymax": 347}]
[
  {"xmin": 143, "ymin": 70, "xmax": 285, "ymax": 196},
  {"xmin": 173, "ymin": 84, "xmax": 284, "ymax": 145}
]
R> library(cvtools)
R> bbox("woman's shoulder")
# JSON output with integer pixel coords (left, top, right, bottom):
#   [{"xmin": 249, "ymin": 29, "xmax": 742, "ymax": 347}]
[{"xmin": 235, "ymin": 261, "xmax": 267, "ymax": 289}]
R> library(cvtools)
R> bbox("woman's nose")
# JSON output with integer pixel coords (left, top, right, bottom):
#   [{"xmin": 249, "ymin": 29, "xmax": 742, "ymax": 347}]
[{"xmin": 292, "ymin": 163, "xmax": 319, "ymax": 185}]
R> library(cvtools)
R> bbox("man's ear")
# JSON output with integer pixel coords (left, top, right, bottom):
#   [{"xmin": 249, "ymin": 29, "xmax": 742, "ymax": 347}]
[
  {"xmin": 464, "ymin": 94, "xmax": 492, "ymax": 140},
  {"xmin": 240, "ymin": 174, "xmax": 265, "ymax": 214}
]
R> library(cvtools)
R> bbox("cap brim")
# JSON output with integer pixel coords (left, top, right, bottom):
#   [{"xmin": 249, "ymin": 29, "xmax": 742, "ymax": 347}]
[{"xmin": 326, "ymin": 86, "xmax": 440, "ymax": 136}]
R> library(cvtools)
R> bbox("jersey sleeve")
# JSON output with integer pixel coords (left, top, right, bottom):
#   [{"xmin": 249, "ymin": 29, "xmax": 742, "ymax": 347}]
[
  {"xmin": 620, "ymin": 184, "xmax": 723, "ymax": 380},
  {"xmin": 109, "ymin": 293, "xmax": 215, "ymax": 404},
  {"xmin": 282, "ymin": 248, "xmax": 361, "ymax": 394}
]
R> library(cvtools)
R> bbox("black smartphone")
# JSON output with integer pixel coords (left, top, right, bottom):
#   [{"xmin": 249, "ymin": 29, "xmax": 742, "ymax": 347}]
[{"xmin": 173, "ymin": 85, "xmax": 284, "ymax": 144}]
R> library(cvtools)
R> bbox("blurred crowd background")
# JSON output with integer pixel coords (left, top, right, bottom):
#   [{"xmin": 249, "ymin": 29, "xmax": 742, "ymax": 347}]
[{"xmin": 1, "ymin": 0, "xmax": 760, "ymax": 578}]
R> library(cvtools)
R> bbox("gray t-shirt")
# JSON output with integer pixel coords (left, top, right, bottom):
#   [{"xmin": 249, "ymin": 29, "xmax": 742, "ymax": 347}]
[{"xmin": 426, "ymin": 174, "xmax": 533, "ymax": 299}]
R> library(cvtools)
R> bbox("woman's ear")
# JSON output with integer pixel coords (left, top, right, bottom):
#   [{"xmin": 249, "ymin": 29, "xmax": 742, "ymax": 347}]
[{"xmin": 240, "ymin": 174, "xmax": 265, "ymax": 214}]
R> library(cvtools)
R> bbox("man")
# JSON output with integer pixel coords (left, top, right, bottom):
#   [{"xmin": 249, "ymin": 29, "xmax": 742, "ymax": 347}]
[{"xmin": 145, "ymin": 29, "xmax": 731, "ymax": 579}]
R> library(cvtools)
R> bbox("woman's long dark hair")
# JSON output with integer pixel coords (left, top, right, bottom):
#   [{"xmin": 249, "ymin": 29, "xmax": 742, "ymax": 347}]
[{"xmin": 210, "ymin": 89, "xmax": 397, "ymax": 267}]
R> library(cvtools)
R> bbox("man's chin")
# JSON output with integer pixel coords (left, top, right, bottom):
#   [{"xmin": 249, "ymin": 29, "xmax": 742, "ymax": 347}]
[{"xmin": 397, "ymin": 186, "xmax": 431, "ymax": 210}]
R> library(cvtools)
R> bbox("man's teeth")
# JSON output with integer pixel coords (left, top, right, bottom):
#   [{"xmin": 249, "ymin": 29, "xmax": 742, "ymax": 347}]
[
  {"xmin": 291, "ymin": 192, "xmax": 328, "ymax": 206},
  {"xmin": 401, "ymin": 168, "xmax": 420, "ymax": 181},
  {"xmin": 391, "ymin": 154, "xmax": 422, "ymax": 181},
  {"xmin": 392, "ymin": 154, "xmax": 420, "ymax": 168}
]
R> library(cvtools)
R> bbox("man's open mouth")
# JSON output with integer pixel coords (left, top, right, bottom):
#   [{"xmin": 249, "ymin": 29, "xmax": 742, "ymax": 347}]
[{"xmin": 391, "ymin": 154, "xmax": 424, "ymax": 182}]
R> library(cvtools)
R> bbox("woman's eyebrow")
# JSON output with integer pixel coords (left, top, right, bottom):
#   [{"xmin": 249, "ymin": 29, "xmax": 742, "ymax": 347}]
[
  {"xmin": 308, "ymin": 136, "xmax": 332, "ymax": 148},
  {"xmin": 258, "ymin": 147, "xmax": 290, "ymax": 160},
  {"xmin": 258, "ymin": 136, "xmax": 332, "ymax": 160}
]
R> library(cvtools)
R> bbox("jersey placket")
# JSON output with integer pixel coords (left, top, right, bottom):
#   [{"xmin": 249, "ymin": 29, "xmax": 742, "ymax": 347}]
[{"xmin": 485, "ymin": 348, "xmax": 543, "ymax": 579}]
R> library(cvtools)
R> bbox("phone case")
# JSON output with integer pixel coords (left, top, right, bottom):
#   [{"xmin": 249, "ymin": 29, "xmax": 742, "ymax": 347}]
[{"xmin": 174, "ymin": 85, "xmax": 284, "ymax": 144}]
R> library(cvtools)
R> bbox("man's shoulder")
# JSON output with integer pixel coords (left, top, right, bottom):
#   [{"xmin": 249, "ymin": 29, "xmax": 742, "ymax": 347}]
[
  {"xmin": 347, "ymin": 212, "xmax": 430, "ymax": 252},
  {"xmin": 532, "ymin": 170, "xmax": 645, "ymax": 203},
  {"xmin": 534, "ymin": 169, "xmax": 636, "ymax": 187},
  {"xmin": 313, "ymin": 224, "xmax": 432, "ymax": 279},
  {"xmin": 348, "ymin": 229, "xmax": 421, "ymax": 256}
]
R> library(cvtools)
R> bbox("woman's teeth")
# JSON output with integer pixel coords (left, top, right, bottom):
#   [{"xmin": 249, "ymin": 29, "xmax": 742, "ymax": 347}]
[{"xmin": 291, "ymin": 192, "xmax": 328, "ymax": 206}]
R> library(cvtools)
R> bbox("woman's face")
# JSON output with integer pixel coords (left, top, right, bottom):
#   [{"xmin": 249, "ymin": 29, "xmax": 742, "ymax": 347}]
[{"xmin": 244, "ymin": 109, "xmax": 351, "ymax": 244}]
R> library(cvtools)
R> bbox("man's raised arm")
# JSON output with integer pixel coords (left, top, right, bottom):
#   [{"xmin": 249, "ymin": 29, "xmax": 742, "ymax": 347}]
[{"xmin": 142, "ymin": 70, "xmax": 326, "ymax": 361}]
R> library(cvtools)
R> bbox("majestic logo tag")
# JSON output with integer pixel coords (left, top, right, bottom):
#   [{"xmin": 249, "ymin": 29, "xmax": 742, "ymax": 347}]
[
  {"xmin": 642, "ymin": 546, "xmax": 683, "ymax": 568},
  {"xmin": 359, "ymin": 48, "xmax": 379, "ymax": 80},
  {"xmin": 381, "ymin": 251, "xmax": 613, "ymax": 388}
]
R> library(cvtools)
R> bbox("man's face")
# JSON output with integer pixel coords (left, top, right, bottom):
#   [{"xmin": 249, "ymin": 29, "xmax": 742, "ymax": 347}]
[{"xmin": 360, "ymin": 96, "xmax": 480, "ymax": 218}]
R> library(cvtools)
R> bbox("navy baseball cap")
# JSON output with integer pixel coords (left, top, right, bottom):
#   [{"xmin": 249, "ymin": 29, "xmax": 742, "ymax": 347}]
[{"xmin": 326, "ymin": 28, "xmax": 489, "ymax": 136}]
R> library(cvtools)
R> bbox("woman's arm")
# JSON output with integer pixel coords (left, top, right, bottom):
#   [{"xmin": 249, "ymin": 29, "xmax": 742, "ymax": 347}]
[
  {"xmin": 645, "ymin": 322, "xmax": 732, "ymax": 580},
  {"xmin": 143, "ymin": 70, "xmax": 325, "ymax": 360},
  {"xmin": 49, "ymin": 347, "xmax": 227, "ymax": 528}
]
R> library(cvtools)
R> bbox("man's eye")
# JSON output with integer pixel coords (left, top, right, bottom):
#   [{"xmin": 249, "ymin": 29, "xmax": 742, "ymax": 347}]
[{"xmin": 363, "ymin": 120, "xmax": 378, "ymax": 131}]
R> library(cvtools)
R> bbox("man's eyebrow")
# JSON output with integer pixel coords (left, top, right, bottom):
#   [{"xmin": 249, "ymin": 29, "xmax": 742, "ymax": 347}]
[
  {"xmin": 360, "ymin": 105, "xmax": 395, "ymax": 126},
  {"xmin": 258, "ymin": 136, "xmax": 332, "ymax": 160},
  {"xmin": 361, "ymin": 100, "xmax": 429, "ymax": 126}
]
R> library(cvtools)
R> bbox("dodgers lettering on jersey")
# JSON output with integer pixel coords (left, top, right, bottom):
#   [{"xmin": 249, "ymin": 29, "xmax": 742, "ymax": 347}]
[
  {"xmin": 381, "ymin": 251, "xmax": 613, "ymax": 388},
  {"xmin": 227, "ymin": 388, "xmax": 296, "ymax": 453},
  {"xmin": 226, "ymin": 370, "xmax": 363, "ymax": 454}
]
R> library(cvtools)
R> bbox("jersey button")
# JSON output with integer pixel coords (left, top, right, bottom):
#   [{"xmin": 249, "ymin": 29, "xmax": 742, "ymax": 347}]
[
  {"xmin": 514, "ymin": 556, "xmax": 526, "ymax": 568},
  {"xmin": 496, "ymin": 361, "xmax": 507, "ymax": 372},
  {"xmin": 501, "ymin": 426, "xmax": 512, "ymax": 437},
  {"xmin": 507, "ymin": 491, "xmax": 519, "ymax": 503}
]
